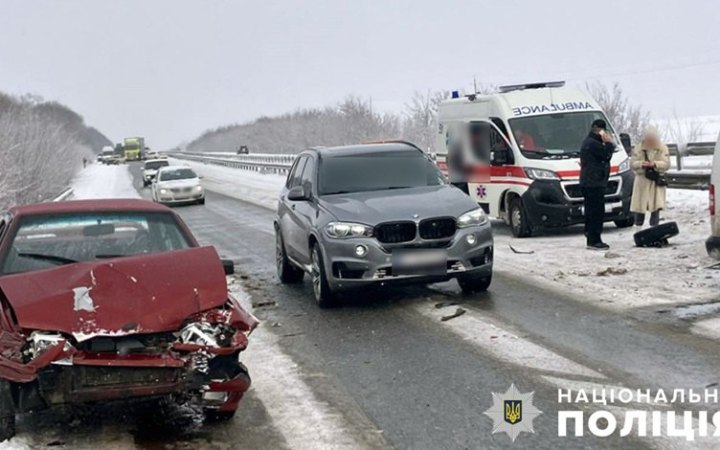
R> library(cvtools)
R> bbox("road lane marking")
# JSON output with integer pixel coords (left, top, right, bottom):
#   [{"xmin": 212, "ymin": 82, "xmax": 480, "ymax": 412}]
[
  {"xmin": 232, "ymin": 281, "xmax": 383, "ymax": 450},
  {"xmin": 412, "ymin": 302, "xmax": 606, "ymax": 380}
]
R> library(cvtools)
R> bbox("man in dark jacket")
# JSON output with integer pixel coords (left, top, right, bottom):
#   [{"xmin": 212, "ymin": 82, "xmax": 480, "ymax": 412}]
[{"xmin": 580, "ymin": 119, "xmax": 616, "ymax": 250}]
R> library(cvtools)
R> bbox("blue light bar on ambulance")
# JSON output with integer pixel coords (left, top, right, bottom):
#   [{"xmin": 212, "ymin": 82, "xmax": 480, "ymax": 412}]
[{"xmin": 498, "ymin": 81, "xmax": 565, "ymax": 93}]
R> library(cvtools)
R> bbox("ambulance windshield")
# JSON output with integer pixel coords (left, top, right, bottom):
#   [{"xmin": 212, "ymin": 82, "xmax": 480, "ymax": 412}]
[{"xmin": 509, "ymin": 111, "xmax": 614, "ymax": 158}]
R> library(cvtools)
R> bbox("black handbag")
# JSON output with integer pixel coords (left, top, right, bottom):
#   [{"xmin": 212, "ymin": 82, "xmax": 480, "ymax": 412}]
[{"xmin": 643, "ymin": 150, "xmax": 668, "ymax": 187}]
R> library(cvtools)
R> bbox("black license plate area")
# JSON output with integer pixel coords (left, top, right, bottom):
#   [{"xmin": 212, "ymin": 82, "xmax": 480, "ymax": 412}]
[{"xmin": 392, "ymin": 249, "xmax": 447, "ymax": 276}]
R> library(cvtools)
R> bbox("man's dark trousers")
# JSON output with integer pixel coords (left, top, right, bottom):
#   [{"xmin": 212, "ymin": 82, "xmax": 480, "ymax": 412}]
[{"xmin": 582, "ymin": 187, "xmax": 605, "ymax": 245}]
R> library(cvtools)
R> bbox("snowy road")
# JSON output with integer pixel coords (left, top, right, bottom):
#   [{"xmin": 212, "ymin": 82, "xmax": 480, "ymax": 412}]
[{"xmin": 5, "ymin": 162, "xmax": 720, "ymax": 449}]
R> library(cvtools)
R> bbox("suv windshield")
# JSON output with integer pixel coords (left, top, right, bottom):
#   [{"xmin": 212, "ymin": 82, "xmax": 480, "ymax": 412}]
[
  {"xmin": 1, "ymin": 212, "xmax": 192, "ymax": 275},
  {"xmin": 319, "ymin": 151, "xmax": 445, "ymax": 195},
  {"xmin": 509, "ymin": 111, "xmax": 615, "ymax": 158},
  {"xmin": 145, "ymin": 160, "xmax": 169, "ymax": 170},
  {"xmin": 159, "ymin": 168, "xmax": 197, "ymax": 181}
]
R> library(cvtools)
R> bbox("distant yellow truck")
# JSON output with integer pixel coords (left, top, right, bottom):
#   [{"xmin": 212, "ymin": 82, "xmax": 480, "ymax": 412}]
[{"xmin": 123, "ymin": 137, "xmax": 144, "ymax": 161}]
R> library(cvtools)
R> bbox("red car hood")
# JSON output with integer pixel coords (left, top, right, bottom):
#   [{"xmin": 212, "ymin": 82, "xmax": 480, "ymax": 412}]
[{"xmin": 0, "ymin": 247, "xmax": 229, "ymax": 340}]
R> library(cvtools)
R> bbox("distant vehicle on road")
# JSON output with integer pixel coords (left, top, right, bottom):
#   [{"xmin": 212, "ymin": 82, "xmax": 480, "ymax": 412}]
[
  {"xmin": 707, "ymin": 131, "xmax": 720, "ymax": 258},
  {"xmin": 142, "ymin": 158, "xmax": 170, "ymax": 186},
  {"xmin": 237, "ymin": 145, "xmax": 250, "ymax": 155},
  {"xmin": 152, "ymin": 166, "xmax": 205, "ymax": 205},
  {"xmin": 98, "ymin": 146, "xmax": 114, "ymax": 164},
  {"xmin": 0, "ymin": 199, "xmax": 257, "ymax": 440},
  {"xmin": 274, "ymin": 142, "xmax": 494, "ymax": 307},
  {"xmin": 122, "ymin": 137, "xmax": 144, "ymax": 161}
]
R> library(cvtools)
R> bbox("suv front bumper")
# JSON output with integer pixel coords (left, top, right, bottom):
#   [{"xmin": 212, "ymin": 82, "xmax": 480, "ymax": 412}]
[{"xmin": 319, "ymin": 225, "xmax": 493, "ymax": 291}]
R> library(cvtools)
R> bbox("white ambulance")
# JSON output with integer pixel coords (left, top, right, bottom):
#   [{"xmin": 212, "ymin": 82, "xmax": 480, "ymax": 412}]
[{"xmin": 436, "ymin": 81, "xmax": 634, "ymax": 237}]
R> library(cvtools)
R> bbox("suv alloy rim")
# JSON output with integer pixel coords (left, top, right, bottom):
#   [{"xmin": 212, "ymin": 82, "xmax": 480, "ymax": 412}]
[{"xmin": 311, "ymin": 248, "xmax": 322, "ymax": 300}]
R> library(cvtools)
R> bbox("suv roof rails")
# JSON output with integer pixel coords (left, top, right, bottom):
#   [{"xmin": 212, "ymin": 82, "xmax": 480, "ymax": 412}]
[{"xmin": 498, "ymin": 81, "xmax": 565, "ymax": 93}]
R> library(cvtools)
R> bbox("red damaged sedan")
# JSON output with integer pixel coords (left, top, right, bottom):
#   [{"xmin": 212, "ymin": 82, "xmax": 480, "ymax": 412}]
[{"xmin": 0, "ymin": 199, "xmax": 258, "ymax": 439}]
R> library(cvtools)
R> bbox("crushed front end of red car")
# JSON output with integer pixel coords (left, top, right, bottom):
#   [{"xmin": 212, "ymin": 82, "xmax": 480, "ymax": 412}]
[{"xmin": 0, "ymin": 246, "xmax": 258, "ymax": 419}]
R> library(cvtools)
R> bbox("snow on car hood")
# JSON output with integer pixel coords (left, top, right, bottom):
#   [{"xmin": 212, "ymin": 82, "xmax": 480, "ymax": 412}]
[
  {"xmin": 320, "ymin": 184, "xmax": 479, "ymax": 224},
  {"xmin": 0, "ymin": 246, "xmax": 229, "ymax": 340}
]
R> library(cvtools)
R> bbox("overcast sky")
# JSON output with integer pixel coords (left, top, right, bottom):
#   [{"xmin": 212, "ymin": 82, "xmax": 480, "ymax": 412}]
[{"xmin": 1, "ymin": 0, "xmax": 718, "ymax": 148}]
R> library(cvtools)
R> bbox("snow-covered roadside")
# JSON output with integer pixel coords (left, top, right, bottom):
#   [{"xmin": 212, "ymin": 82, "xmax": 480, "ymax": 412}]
[
  {"xmin": 169, "ymin": 158, "xmax": 282, "ymax": 209},
  {"xmin": 494, "ymin": 188, "xmax": 718, "ymax": 312},
  {"xmin": 69, "ymin": 163, "xmax": 140, "ymax": 200},
  {"xmin": 181, "ymin": 161, "xmax": 718, "ymax": 315},
  {"xmin": 227, "ymin": 278, "xmax": 378, "ymax": 449}
]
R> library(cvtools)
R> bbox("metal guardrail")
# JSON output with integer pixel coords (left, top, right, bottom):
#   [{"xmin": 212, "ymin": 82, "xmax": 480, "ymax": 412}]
[
  {"xmin": 170, "ymin": 141, "xmax": 716, "ymax": 190},
  {"xmin": 52, "ymin": 188, "xmax": 74, "ymax": 202},
  {"xmin": 170, "ymin": 152, "xmax": 294, "ymax": 175},
  {"xmin": 666, "ymin": 171, "xmax": 710, "ymax": 190}
]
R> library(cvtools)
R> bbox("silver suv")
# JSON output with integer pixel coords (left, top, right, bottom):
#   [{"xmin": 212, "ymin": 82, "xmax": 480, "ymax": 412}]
[{"xmin": 274, "ymin": 142, "xmax": 494, "ymax": 307}]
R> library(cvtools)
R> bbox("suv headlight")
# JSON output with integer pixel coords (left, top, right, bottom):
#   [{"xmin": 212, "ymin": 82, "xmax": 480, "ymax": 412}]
[
  {"xmin": 194, "ymin": 185, "xmax": 203, "ymax": 192},
  {"xmin": 325, "ymin": 222, "xmax": 374, "ymax": 238},
  {"xmin": 525, "ymin": 168, "xmax": 560, "ymax": 180},
  {"xmin": 617, "ymin": 157, "xmax": 631, "ymax": 173},
  {"xmin": 159, "ymin": 188, "xmax": 168, "ymax": 194},
  {"xmin": 457, "ymin": 208, "xmax": 488, "ymax": 228}
]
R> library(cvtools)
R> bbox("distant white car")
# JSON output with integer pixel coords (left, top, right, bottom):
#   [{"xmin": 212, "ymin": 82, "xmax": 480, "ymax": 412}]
[
  {"xmin": 152, "ymin": 166, "xmax": 205, "ymax": 205},
  {"xmin": 706, "ymin": 131, "xmax": 720, "ymax": 257},
  {"xmin": 142, "ymin": 159, "xmax": 170, "ymax": 187}
]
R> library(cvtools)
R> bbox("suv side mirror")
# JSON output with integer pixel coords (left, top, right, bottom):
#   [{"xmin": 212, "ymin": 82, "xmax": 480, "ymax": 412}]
[
  {"xmin": 287, "ymin": 185, "xmax": 310, "ymax": 201},
  {"xmin": 619, "ymin": 133, "xmax": 632, "ymax": 153},
  {"xmin": 221, "ymin": 259, "xmax": 235, "ymax": 276}
]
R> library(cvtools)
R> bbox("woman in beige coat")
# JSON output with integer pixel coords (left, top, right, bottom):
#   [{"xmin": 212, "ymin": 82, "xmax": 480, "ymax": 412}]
[{"xmin": 630, "ymin": 128, "xmax": 670, "ymax": 226}]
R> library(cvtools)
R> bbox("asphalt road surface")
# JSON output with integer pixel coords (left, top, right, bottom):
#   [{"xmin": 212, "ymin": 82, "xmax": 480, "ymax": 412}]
[{"xmin": 10, "ymin": 163, "xmax": 720, "ymax": 450}]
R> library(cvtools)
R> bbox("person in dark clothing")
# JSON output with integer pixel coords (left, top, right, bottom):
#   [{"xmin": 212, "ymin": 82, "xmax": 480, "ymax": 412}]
[{"xmin": 580, "ymin": 119, "xmax": 616, "ymax": 250}]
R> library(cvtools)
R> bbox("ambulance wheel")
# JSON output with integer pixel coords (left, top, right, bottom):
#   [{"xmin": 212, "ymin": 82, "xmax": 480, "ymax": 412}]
[
  {"xmin": 614, "ymin": 217, "xmax": 635, "ymax": 228},
  {"xmin": 509, "ymin": 198, "xmax": 532, "ymax": 238}
]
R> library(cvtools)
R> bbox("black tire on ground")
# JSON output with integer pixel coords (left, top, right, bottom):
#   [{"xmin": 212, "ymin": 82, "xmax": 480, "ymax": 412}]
[
  {"xmin": 458, "ymin": 273, "xmax": 492, "ymax": 294},
  {"xmin": 311, "ymin": 244, "xmax": 338, "ymax": 308},
  {"xmin": 706, "ymin": 236, "xmax": 720, "ymax": 259},
  {"xmin": 633, "ymin": 221, "xmax": 679, "ymax": 247},
  {"xmin": 509, "ymin": 197, "xmax": 532, "ymax": 238},
  {"xmin": 197, "ymin": 198, "xmax": 206, "ymax": 205},
  {"xmin": 276, "ymin": 228, "xmax": 304, "ymax": 283},
  {"xmin": 613, "ymin": 216, "xmax": 635, "ymax": 228},
  {"xmin": 0, "ymin": 381, "xmax": 15, "ymax": 442}
]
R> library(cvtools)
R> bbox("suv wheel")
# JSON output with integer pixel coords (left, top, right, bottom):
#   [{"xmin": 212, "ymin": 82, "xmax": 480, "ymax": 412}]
[
  {"xmin": 458, "ymin": 273, "xmax": 492, "ymax": 294},
  {"xmin": 276, "ymin": 229, "xmax": 304, "ymax": 283},
  {"xmin": 311, "ymin": 244, "xmax": 338, "ymax": 308},
  {"xmin": 509, "ymin": 197, "xmax": 532, "ymax": 238}
]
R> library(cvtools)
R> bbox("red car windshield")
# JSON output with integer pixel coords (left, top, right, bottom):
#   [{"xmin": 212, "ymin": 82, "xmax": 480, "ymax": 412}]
[{"xmin": 1, "ymin": 211, "xmax": 193, "ymax": 275}]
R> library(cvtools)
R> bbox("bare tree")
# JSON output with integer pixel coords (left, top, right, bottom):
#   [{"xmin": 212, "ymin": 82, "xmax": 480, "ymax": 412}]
[
  {"xmin": 661, "ymin": 111, "xmax": 704, "ymax": 148},
  {"xmin": 585, "ymin": 82, "xmax": 651, "ymax": 143},
  {"xmin": 402, "ymin": 90, "xmax": 450, "ymax": 152},
  {"xmin": 0, "ymin": 93, "xmax": 110, "ymax": 209}
]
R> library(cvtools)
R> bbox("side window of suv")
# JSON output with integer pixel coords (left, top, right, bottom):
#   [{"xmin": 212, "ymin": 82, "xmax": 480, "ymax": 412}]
[
  {"xmin": 288, "ymin": 156, "xmax": 308, "ymax": 189},
  {"xmin": 0, "ymin": 220, "xmax": 5, "ymax": 241},
  {"xmin": 299, "ymin": 157, "xmax": 315, "ymax": 193}
]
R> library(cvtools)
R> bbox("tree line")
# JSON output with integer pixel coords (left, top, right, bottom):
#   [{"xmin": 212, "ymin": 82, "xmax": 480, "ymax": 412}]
[
  {"xmin": 0, "ymin": 92, "xmax": 111, "ymax": 209},
  {"xmin": 186, "ymin": 82, "xmax": 659, "ymax": 155}
]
